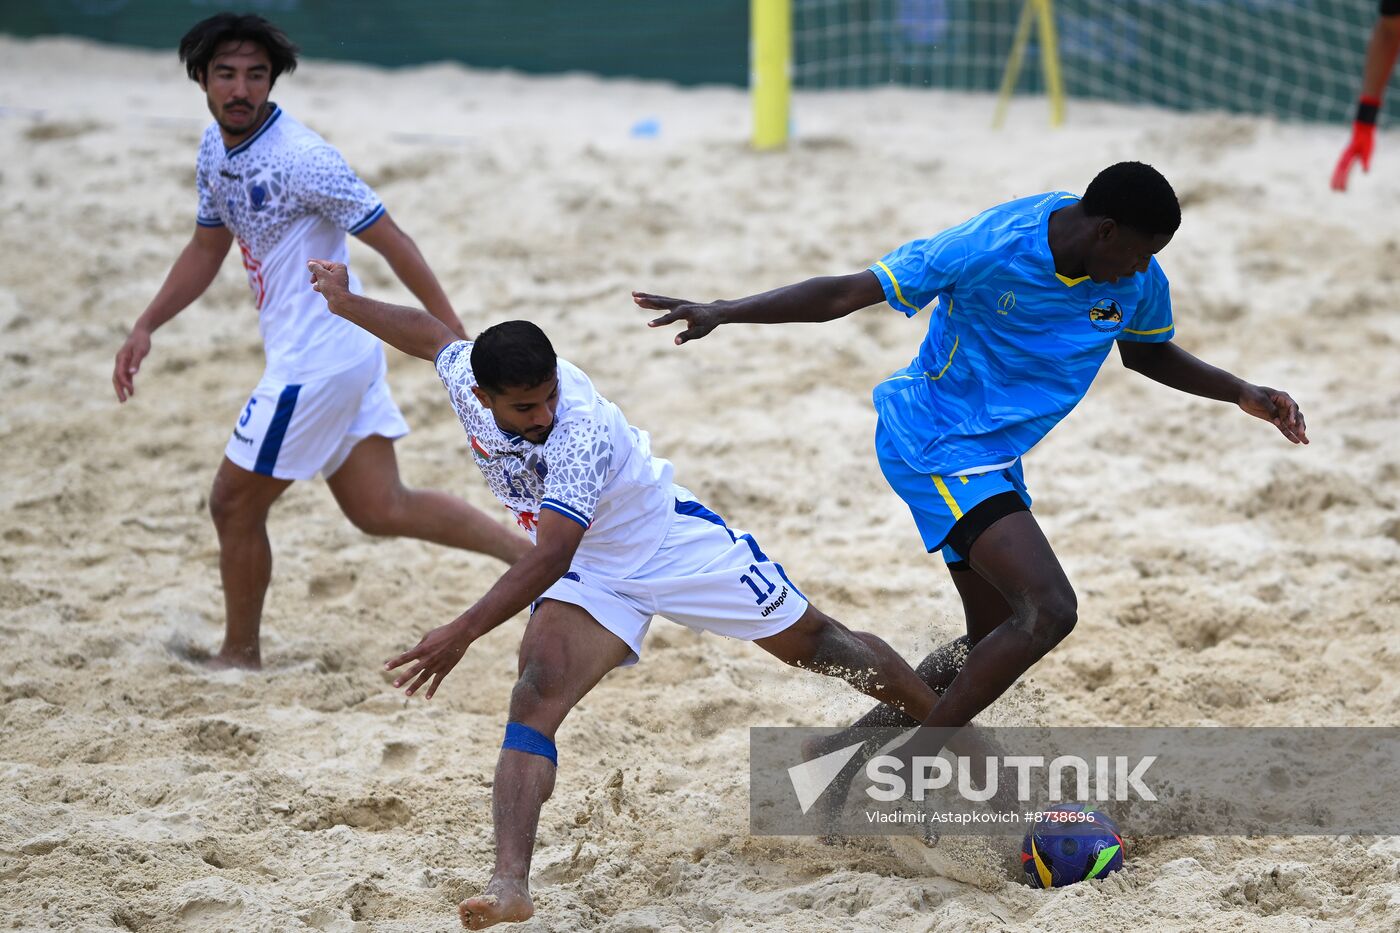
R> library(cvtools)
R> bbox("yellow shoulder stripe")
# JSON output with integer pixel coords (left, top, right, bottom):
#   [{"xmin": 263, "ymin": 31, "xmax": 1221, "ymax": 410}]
[
  {"xmin": 875, "ymin": 261, "xmax": 922, "ymax": 313},
  {"xmin": 1122, "ymin": 323, "xmax": 1173, "ymax": 336}
]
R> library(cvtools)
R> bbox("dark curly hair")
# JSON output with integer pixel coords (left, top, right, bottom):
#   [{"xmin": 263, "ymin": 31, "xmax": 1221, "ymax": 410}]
[
  {"xmin": 178, "ymin": 13, "xmax": 299, "ymax": 86},
  {"xmin": 1081, "ymin": 162, "xmax": 1181, "ymax": 236}
]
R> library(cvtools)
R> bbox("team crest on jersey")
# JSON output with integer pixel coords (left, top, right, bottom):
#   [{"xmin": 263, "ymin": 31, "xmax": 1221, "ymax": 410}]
[
  {"xmin": 1088, "ymin": 298, "xmax": 1123, "ymax": 332},
  {"xmin": 245, "ymin": 170, "xmax": 286, "ymax": 213}
]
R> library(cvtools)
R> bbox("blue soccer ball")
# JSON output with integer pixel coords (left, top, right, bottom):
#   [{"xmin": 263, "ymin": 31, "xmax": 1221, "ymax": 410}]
[{"xmin": 1022, "ymin": 804, "xmax": 1125, "ymax": 888}]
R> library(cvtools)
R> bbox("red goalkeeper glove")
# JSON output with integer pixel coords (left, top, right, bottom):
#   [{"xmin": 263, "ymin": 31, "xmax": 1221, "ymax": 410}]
[{"xmin": 1331, "ymin": 97, "xmax": 1380, "ymax": 191}]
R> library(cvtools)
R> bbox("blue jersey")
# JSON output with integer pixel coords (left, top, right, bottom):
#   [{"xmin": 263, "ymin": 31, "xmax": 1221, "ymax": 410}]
[{"xmin": 869, "ymin": 191, "xmax": 1174, "ymax": 476}]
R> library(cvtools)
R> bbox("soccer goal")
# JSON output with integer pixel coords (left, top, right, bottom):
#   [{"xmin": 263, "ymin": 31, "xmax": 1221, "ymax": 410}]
[{"xmin": 753, "ymin": 0, "xmax": 1388, "ymax": 148}]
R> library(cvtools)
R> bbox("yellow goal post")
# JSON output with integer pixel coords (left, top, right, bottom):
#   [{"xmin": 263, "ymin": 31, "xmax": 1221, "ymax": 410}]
[
  {"xmin": 751, "ymin": 0, "xmax": 792, "ymax": 150},
  {"xmin": 752, "ymin": 0, "xmax": 1067, "ymax": 149}
]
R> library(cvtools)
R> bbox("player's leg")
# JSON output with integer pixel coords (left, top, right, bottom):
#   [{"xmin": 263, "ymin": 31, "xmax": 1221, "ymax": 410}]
[
  {"xmin": 920, "ymin": 509, "xmax": 1076, "ymax": 729},
  {"xmin": 207, "ymin": 456, "xmax": 291, "ymax": 669},
  {"xmin": 797, "ymin": 449, "xmax": 1040, "ymax": 825},
  {"xmin": 869, "ymin": 442, "xmax": 1069, "ymax": 732},
  {"xmin": 794, "ymin": 564, "xmax": 1012, "ymax": 823},
  {"xmin": 215, "ymin": 364, "xmax": 375, "ymax": 667},
  {"xmin": 809, "ymin": 561, "xmax": 1013, "ymax": 738},
  {"xmin": 926, "ymin": 560, "xmax": 1015, "ymax": 683},
  {"xmin": 755, "ymin": 604, "xmax": 939, "ymax": 722},
  {"xmin": 460, "ymin": 599, "xmax": 632, "ymax": 931},
  {"xmin": 644, "ymin": 496, "xmax": 941, "ymax": 720},
  {"xmin": 861, "ymin": 562, "xmax": 1013, "ymax": 726},
  {"xmin": 327, "ymin": 434, "xmax": 530, "ymax": 564},
  {"xmin": 799, "ymin": 523, "xmax": 1065, "ymax": 833},
  {"xmin": 323, "ymin": 353, "xmax": 529, "ymax": 563}
]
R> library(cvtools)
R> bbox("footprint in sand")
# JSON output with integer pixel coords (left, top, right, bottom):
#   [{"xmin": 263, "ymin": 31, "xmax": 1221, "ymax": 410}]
[
  {"xmin": 380, "ymin": 741, "xmax": 418, "ymax": 770},
  {"xmin": 299, "ymin": 795, "xmax": 412, "ymax": 832},
  {"xmin": 308, "ymin": 570, "xmax": 356, "ymax": 601},
  {"xmin": 176, "ymin": 896, "xmax": 243, "ymax": 924},
  {"xmin": 185, "ymin": 718, "xmax": 260, "ymax": 756}
]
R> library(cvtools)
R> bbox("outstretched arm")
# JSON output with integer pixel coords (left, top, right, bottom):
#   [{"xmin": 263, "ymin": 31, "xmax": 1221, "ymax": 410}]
[
  {"xmin": 113, "ymin": 223, "xmax": 233, "ymax": 401},
  {"xmin": 1117, "ymin": 340, "xmax": 1308, "ymax": 445},
  {"xmin": 634, "ymin": 270, "xmax": 885, "ymax": 345},
  {"xmin": 384, "ymin": 510, "xmax": 585, "ymax": 699},
  {"xmin": 308, "ymin": 259, "xmax": 456, "ymax": 362},
  {"xmin": 354, "ymin": 212, "xmax": 468, "ymax": 339}
]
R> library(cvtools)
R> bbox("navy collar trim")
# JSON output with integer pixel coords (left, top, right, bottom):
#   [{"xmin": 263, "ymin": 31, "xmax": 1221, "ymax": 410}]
[{"xmin": 226, "ymin": 104, "xmax": 282, "ymax": 157}]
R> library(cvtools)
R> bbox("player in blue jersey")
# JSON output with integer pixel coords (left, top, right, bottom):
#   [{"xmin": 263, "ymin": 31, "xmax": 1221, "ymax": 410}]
[{"xmin": 636, "ymin": 162, "xmax": 1307, "ymax": 791}]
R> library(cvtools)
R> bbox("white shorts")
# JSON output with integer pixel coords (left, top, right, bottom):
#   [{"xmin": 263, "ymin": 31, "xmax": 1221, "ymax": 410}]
[
  {"xmin": 537, "ymin": 495, "xmax": 810, "ymax": 666},
  {"xmin": 224, "ymin": 347, "xmax": 409, "ymax": 481}
]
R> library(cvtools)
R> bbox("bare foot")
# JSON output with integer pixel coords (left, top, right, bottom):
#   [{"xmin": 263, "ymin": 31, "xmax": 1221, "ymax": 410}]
[
  {"xmin": 203, "ymin": 645, "xmax": 261, "ymax": 670},
  {"xmin": 458, "ymin": 878, "xmax": 533, "ymax": 930}
]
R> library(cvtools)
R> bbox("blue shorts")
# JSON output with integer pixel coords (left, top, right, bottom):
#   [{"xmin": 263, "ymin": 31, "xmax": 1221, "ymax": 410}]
[{"xmin": 875, "ymin": 426, "xmax": 1032, "ymax": 565}]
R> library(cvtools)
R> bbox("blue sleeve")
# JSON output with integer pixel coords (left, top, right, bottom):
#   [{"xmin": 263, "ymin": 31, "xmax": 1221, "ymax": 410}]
[
  {"xmin": 1118, "ymin": 259, "xmax": 1174, "ymax": 343},
  {"xmin": 869, "ymin": 226, "xmax": 971, "ymax": 318}
]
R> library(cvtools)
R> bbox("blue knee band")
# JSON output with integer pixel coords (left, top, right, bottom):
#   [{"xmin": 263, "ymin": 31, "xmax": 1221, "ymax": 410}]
[{"xmin": 503, "ymin": 722, "xmax": 557, "ymax": 766}]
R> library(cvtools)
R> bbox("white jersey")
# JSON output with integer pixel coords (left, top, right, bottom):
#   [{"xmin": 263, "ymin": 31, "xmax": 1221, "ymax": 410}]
[
  {"xmin": 196, "ymin": 104, "xmax": 382, "ymax": 383},
  {"xmin": 435, "ymin": 341, "xmax": 675, "ymax": 578}
]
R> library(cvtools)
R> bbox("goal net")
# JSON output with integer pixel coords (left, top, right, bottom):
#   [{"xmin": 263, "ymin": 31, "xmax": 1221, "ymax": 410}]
[{"xmin": 790, "ymin": 0, "xmax": 1391, "ymax": 124}]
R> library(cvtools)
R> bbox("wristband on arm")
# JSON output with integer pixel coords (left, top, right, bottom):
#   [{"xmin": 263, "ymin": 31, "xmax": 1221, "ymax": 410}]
[{"xmin": 1356, "ymin": 96, "xmax": 1382, "ymax": 126}]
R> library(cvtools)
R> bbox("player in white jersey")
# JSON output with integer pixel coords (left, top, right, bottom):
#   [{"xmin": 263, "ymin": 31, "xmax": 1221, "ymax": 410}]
[
  {"xmin": 110, "ymin": 14, "xmax": 529, "ymax": 669},
  {"xmin": 305, "ymin": 259, "xmax": 944, "ymax": 930}
]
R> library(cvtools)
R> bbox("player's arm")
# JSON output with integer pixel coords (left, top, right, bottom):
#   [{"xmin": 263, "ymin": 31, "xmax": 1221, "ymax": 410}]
[
  {"xmin": 308, "ymin": 259, "xmax": 456, "ymax": 362},
  {"xmin": 113, "ymin": 223, "xmax": 234, "ymax": 402},
  {"xmin": 634, "ymin": 271, "xmax": 885, "ymax": 345},
  {"xmin": 353, "ymin": 211, "xmax": 468, "ymax": 339},
  {"xmin": 1332, "ymin": 7, "xmax": 1400, "ymax": 190},
  {"xmin": 1117, "ymin": 341, "xmax": 1308, "ymax": 445},
  {"xmin": 384, "ymin": 510, "xmax": 585, "ymax": 699}
]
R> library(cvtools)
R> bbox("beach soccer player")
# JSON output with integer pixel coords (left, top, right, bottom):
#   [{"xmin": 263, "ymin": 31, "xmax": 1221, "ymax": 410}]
[
  {"xmin": 1332, "ymin": 1, "xmax": 1400, "ymax": 190},
  {"xmin": 305, "ymin": 258, "xmax": 946, "ymax": 929},
  {"xmin": 110, "ymin": 14, "xmax": 529, "ymax": 669},
  {"xmin": 636, "ymin": 162, "xmax": 1308, "ymax": 783}
]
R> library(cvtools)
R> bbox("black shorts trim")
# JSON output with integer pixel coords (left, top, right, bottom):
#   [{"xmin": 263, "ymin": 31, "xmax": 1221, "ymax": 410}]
[{"xmin": 940, "ymin": 491, "xmax": 1029, "ymax": 561}]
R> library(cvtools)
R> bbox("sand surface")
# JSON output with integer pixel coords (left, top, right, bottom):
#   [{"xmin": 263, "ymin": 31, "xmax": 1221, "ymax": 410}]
[{"xmin": 2, "ymin": 36, "xmax": 1399, "ymax": 932}]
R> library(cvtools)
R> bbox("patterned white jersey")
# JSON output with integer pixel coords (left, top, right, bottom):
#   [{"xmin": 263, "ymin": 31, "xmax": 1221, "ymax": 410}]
[
  {"xmin": 435, "ymin": 340, "xmax": 675, "ymax": 578},
  {"xmin": 195, "ymin": 104, "xmax": 383, "ymax": 383}
]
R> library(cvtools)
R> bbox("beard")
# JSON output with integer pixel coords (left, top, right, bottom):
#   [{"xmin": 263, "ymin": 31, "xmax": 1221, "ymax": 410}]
[{"xmin": 212, "ymin": 98, "xmax": 265, "ymax": 136}]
